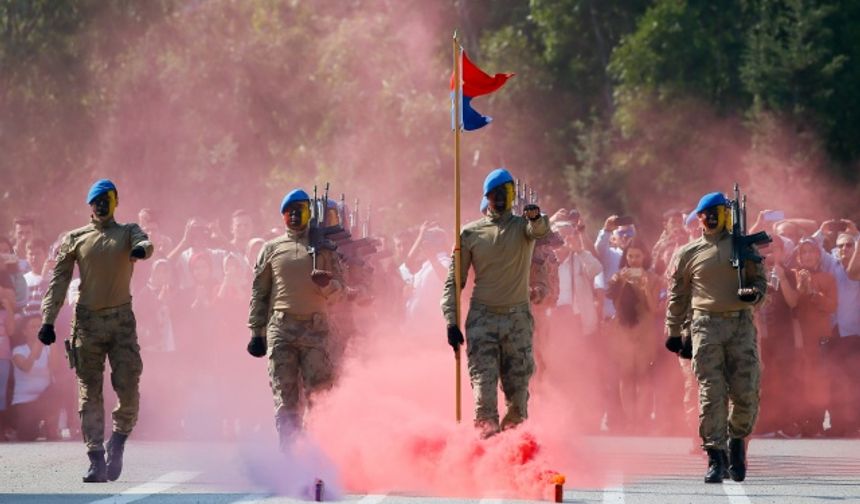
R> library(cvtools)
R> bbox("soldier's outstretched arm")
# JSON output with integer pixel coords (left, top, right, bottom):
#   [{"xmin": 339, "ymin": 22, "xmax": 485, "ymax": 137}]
[
  {"xmin": 247, "ymin": 245, "xmax": 274, "ymax": 335},
  {"xmin": 129, "ymin": 224, "xmax": 154, "ymax": 260},
  {"xmin": 41, "ymin": 235, "xmax": 76, "ymax": 326},
  {"xmin": 441, "ymin": 231, "xmax": 471, "ymax": 327},
  {"xmin": 524, "ymin": 212, "xmax": 549, "ymax": 241}
]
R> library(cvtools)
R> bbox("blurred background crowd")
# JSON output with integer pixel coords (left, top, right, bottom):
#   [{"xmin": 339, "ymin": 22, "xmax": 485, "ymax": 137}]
[{"xmin": 1, "ymin": 198, "xmax": 858, "ymax": 444}]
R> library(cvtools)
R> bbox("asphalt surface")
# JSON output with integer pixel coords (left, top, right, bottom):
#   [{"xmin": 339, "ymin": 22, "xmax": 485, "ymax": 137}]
[{"xmin": 1, "ymin": 436, "xmax": 858, "ymax": 503}]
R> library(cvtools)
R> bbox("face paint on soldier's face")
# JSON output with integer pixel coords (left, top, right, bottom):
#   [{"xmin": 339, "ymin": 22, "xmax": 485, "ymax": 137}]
[
  {"xmin": 285, "ymin": 202, "xmax": 310, "ymax": 230},
  {"xmin": 90, "ymin": 191, "xmax": 117, "ymax": 220},
  {"xmin": 487, "ymin": 182, "xmax": 514, "ymax": 213},
  {"xmin": 698, "ymin": 205, "xmax": 726, "ymax": 234}
]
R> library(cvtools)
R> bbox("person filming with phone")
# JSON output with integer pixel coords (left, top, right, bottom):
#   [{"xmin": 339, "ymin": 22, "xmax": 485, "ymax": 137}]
[{"xmin": 607, "ymin": 239, "xmax": 659, "ymax": 433}]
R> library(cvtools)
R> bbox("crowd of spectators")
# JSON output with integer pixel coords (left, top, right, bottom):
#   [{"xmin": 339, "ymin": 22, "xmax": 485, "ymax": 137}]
[
  {"xmin": 531, "ymin": 206, "xmax": 860, "ymax": 439},
  {"xmin": 0, "ymin": 199, "xmax": 858, "ymax": 443}
]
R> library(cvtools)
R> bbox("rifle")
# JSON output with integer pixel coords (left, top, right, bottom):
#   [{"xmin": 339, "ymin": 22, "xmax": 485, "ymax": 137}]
[
  {"xmin": 730, "ymin": 183, "xmax": 772, "ymax": 301},
  {"xmin": 308, "ymin": 184, "xmax": 339, "ymax": 284}
]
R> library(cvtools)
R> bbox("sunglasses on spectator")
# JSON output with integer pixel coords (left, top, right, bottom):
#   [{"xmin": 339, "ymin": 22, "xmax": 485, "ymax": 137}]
[{"xmin": 837, "ymin": 242, "xmax": 855, "ymax": 248}]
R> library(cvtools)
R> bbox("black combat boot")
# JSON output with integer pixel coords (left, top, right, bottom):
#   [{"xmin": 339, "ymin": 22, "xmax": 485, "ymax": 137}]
[
  {"xmin": 728, "ymin": 437, "xmax": 747, "ymax": 482},
  {"xmin": 83, "ymin": 450, "xmax": 107, "ymax": 483},
  {"xmin": 704, "ymin": 448, "xmax": 726, "ymax": 483},
  {"xmin": 106, "ymin": 431, "xmax": 128, "ymax": 481}
]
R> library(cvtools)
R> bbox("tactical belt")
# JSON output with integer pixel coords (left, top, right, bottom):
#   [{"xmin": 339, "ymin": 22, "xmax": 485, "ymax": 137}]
[
  {"xmin": 693, "ymin": 309, "xmax": 750, "ymax": 319},
  {"xmin": 472, "ymin": 302, "xmax": 530, "ymax": 315},
  {"xmin": 273, "ymin": 310, "xmax": 319, "ymax": 322},
  {"xmin": 75, "ymin": 302, "xmax": 132, "ymax": 315}
]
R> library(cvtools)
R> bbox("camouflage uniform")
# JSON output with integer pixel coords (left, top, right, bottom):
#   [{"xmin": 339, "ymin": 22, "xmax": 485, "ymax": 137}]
[
  {"xmin": 442, "ymin": 210, "xmax": 549, "ymax": 434},
  {"xmin": 248, "ymin": 228, "xmax": 343, "ymax": 437},
  {"xmin": 666, "ymin": 229, "xmax": 766, "ymax": 450},
  {"xmin": 42, "ymin": 218, "xmax": 152, "ymax": 452}
]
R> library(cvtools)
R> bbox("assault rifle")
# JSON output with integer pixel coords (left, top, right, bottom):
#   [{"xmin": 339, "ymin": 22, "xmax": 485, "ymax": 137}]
[{"xmin": 730, "ymin": 183, "xmax": 772, "ymax": 302}]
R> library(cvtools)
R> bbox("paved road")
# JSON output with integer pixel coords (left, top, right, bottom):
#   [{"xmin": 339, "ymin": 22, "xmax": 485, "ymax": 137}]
[{"xmin": 1, "ymin": 436, "xmax": 858, "ymax": 503}]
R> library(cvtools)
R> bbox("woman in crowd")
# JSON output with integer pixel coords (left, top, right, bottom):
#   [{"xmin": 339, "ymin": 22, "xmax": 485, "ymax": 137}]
[
  {"xmin": 607, "ymin": 239, "xmax": 660, "ymax": 433},
  {"xmin": 10, "ymin": 315, "xmax": 58, "ymax": 440},
  {"xmin": 782, "ymin": 238, "xmax": 837, "ymax": 437}
]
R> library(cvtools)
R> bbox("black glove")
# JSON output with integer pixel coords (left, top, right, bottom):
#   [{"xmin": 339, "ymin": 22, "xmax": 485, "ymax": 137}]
[
  {"xmin": 247, "ymin": 336, "xmax": 267, "ymax": 357},
  {"xmin": 38, "ymin": 324, "xmax": 56, "ymax": 346},
  {"xmin": 447, "ymin": 325, "xmax": 464, "ymax": 352},
  {"xmin": 679, "ymin": 336, "xmax": 693, "ymax": 359},
  {"xmin": 130, "ymin": 246, "xmax": 147, "ymax": 259},
  {"xmin": 665, "ymin": 335, "xmax": 683, "ymax": 354},
  {"xmin": 523, "ymin": 204, "xmax": 541, "ymax": 221},
  {"xmin": 311, "ymin": 270, "xmax": 332, "ymax": 288}
]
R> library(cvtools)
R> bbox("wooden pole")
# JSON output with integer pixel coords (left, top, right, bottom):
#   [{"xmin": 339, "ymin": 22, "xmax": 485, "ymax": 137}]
[{"xmin": 452, "ymin": 31, "xmax": 463, "ymax": 423}]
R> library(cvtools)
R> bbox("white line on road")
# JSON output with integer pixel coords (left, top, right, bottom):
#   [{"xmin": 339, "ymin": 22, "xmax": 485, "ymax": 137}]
[
  {"xmin": 603, "ymin": 471, "xmax": 625, "ymax": 504},
  {"xmin": 88, "ymin": 470, "xmax": 200, "ymax": 504},
  {"xmin": 722, "ymin": 481, "xmax": 752, "ymax": 504},
  {"xmin": 357, "ymin": 495, "xmax": 388, "ymax": 504},
  {"xmin": 602, "ymin": 486, "xmax": 625, "ymax": 504},
  {"xmin": 232, "ymin": 493, "xmax": 270, "ymax": 503}
]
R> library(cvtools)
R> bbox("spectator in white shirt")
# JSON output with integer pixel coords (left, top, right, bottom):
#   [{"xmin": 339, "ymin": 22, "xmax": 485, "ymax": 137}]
[{"xmin": 10, "ymin": 315, "xmax": 57, "ymax": 440}]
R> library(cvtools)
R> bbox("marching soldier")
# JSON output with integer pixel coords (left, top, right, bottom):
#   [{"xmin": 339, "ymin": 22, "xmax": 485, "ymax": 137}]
[
  {"xmin": 441, "ymin": 168, "xmax": 549, "ymax": 438},
  {"xmin": 246, "ymin": 189, "xmax": 344, "ymax": 449},
  {"xmin": 39, "ymin": 179, "xmax": 152, "ymax": 482},
  {"xmin": 665, "ymin": 191, "xmax": 767, "ymax": 483}
]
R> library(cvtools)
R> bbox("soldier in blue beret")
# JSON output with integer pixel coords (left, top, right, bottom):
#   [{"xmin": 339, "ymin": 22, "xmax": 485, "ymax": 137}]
[
  {"xmin": 40, "ymin": 179, "xmax": 153, "ymax": 483},
  {"xmin": 665, "ymin": 190, "xmax": 767, "ymax": 484}
]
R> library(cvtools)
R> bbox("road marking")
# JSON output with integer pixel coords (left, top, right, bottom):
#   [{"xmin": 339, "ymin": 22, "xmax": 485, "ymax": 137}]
[
  {"xmin": 232, "ymin": 494, "xmax": 269, "ymax": 503},
  {"xmin": 88, "ymin": 471, "xmax": 200, "ymax": 504},
  {"xmin": 722, "ymin": 481, "xmax": 752, "ymax": 504},
  {"xmin": 602, "ymin": 485, "xmax": 625, "ymax": 503},
  {"xmin": 358, "ymin": 495, "xmax": 388, "ymax": 504}
]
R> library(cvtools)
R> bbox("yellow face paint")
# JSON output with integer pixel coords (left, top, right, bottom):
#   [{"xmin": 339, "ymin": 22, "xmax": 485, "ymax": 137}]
[
  {"xmin": 284, "ymin": 202, "xmax": 311, "ymax": 230},
  {"xmin": 504, "ymin": 182, "xmax": 514, "ymax": 211},
  {"xmin": 107, "ymin": 190, "xmax": 118, "ymax": 218}
]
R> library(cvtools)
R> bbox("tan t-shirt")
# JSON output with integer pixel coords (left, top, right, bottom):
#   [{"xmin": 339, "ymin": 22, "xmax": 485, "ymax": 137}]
[
  {"xmin": 666, "ymin": 230, "xmax": 767, "ymax": 336},
  {"xmin": 247, "ymin": 228, "xmax": 343, "ymax": 332},
  {"xmin": 42, "ymin": 218, "xmax": 153, "ymax": 324},
  {"xmin": 441, "ymin": 211, "xmax": 549, "ymax": 326}
]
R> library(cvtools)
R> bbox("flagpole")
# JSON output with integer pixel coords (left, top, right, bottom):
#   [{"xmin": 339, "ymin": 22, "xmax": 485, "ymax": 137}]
[{"xmin": 452, "ymin": 30, "xmax": 463, "ymax": 424}]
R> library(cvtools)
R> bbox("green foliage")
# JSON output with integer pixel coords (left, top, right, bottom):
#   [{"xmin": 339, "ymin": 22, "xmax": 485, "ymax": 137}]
[{"xmin": 1, "ymin": 0, "xmax": 858, "ymax": 240}]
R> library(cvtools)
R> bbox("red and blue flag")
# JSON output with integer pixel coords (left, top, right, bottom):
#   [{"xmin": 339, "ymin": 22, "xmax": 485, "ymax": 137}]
[{"xmin": 451, "ymin": 51, "xmax": 514, "ymax": 131}]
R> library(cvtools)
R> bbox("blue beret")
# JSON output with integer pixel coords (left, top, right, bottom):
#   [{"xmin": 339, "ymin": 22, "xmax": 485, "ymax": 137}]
[
  {"xmin": 483, "ymin": 168, "xmax": 514, "ymax": 195},
  {"xmin": 480, "ymin": 197, "xmax": 489, "ymax": 213},
  {"xmin": 685, "ymin": 210, "xmax": 698, "ymax": 226},
  {"xmin": 693, "ymin": 192, "xmax": 727, "ymax": 214},
  {"xmin": 86, "ymin": 179, "xmax": 117, "ymax": 204},
  {"xmin": 280, "ymin": 189, "xmax": 310, "ymax": 214}
]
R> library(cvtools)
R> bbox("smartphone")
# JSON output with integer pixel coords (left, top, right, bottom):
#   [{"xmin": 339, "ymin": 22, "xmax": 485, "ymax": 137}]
[
  {"xmin": 627, "ymin": 267, "xmax": 643, "ymax": 278},
  {"xmin": 762, "ymin": 210, "xmax": 785, "ymax": 222},
  {"xmin": 616, "ymin": 215, "xmax": 635, "ymax": 226}
]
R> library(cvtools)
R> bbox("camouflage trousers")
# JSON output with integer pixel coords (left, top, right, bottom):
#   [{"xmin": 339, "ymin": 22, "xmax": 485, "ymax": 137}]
[
  {"xmin": 691, "ymin": 310, "xmax": 761, "ymax": 449},
  {"xmin": 266, "ymin": 311, "xmax": 334, "ymax": 432},
  {"xmin": 73, "ymin": 303, "xmax": 143, "ymax": 452},
  {"xmin": 465, "ymin": 303, "xmax": 535, "ymax": 433}
]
